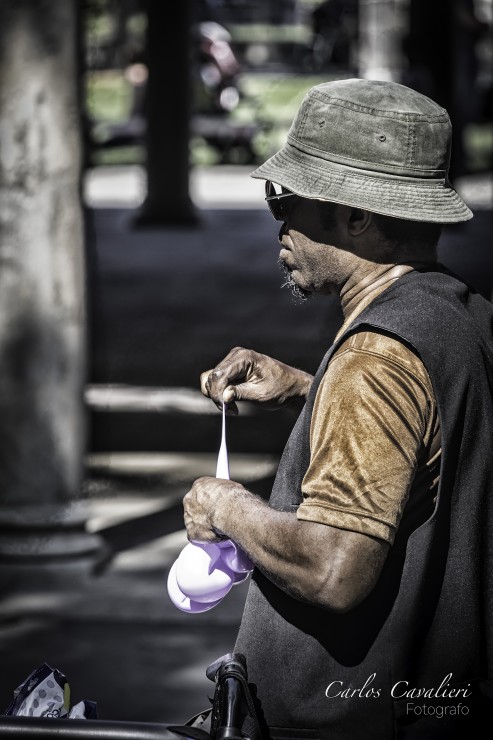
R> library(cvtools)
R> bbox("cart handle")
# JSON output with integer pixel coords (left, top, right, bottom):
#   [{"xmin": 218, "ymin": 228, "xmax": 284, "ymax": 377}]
[{"xmin": 0, "ymin": 715, "xmax": 178, "ymax": 739}]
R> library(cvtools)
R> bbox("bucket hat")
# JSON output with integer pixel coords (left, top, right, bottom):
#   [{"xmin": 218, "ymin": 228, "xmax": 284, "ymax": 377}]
[{"xmin": 251, "ymin": 78, "xmax": 472, "ymax": 223}]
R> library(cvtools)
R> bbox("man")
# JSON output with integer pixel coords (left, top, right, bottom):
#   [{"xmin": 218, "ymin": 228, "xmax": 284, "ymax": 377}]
[{"xmin": 183, "ymin": 79, "xmax": 493, "ymax": 739}]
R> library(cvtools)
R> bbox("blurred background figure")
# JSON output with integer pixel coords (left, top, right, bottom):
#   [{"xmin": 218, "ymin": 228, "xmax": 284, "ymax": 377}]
[{"xmin": 195, "ymin": 20, "xmax": 241, "ymax": 115}]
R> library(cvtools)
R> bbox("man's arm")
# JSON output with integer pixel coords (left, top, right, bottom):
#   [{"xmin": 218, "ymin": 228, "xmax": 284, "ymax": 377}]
[
  {"xmin": 186, "ymin": 335, "xmax": 435, "ymax": 613},
  {"xmin": 183, "ymin": 477, "xmax": 389, "ymax": 614},
  {"xmin": 201, "ymin": 346, "xmax": 313, "ymax": 414}
]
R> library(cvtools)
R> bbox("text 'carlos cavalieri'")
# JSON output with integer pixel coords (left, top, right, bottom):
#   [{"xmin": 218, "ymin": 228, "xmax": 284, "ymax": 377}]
[{"xmin": 325, "ymin": 673, "xmax": 472, "ymax": 700}]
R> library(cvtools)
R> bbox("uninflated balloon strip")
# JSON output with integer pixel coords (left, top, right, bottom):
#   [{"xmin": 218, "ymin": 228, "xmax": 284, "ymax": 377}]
[
  {"xmin": 216, "ymin": 401, "xmax": 230, "ymax": 479},
  {"xmin": 167, "ymin": 403, "xmax": 253, "ymax": 613}
]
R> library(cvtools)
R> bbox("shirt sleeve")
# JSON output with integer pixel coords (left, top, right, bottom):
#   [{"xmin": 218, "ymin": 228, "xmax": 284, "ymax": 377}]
[{"xmin": 297, "ymin": 331, "xmax": 435, "ymax": 544}]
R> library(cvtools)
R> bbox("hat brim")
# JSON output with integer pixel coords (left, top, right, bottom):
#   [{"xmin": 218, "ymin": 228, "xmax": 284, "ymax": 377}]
[{"xmin": 251, "ymin": 144, "xmax": 473, "ymax": 223}]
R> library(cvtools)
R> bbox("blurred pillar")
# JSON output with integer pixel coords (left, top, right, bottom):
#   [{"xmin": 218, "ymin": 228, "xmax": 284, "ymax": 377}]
[
  {"xmin": 358, "ymin": 0, "xmax": 406, "ymax": 81},
  {"xmin": 135, "ymin": 0, "xmax": 198, "ymax": 225},
  {"xmin": 0, "ymin": 1, "xmax": 102, "ymax": 572},
  {"xmin": 405, "ymin": 0, "xmax": 453, "ymax": 109}
]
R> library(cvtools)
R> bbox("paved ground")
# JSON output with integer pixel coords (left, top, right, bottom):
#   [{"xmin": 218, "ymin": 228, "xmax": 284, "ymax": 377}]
[
  {"xmin": 0, "ymin": 453, "xmax": 261, "ymax": 725},
  {"xmin": 0, "ymin": 165, "xmax": 491, "ymax": 729}
]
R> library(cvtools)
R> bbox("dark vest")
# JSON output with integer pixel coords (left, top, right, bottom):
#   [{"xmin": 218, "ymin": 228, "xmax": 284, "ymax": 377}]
[{"xmin": 235, "ymin": 267, "xmax": 493, "ymax": 740}]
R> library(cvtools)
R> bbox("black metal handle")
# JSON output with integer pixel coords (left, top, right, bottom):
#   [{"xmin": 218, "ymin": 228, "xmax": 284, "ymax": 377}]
[
  {"xmin": 215, "ymin": 675, "xmax": 242, "ymax": 740},
  {"xmin": 206, "ymin": 653, "xmax": 260, "ymax": 740}
]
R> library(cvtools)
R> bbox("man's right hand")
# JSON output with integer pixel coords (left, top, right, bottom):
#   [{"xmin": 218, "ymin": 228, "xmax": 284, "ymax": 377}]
[{"xmin": 200, "ymin": 347, "xmax": 313, "ymax": 415}]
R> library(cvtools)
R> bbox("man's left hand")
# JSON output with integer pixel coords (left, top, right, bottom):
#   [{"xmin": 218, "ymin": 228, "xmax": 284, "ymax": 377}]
[{"xmin": 183, "ymin": 476, "xmax": 245, "ymax": 543}]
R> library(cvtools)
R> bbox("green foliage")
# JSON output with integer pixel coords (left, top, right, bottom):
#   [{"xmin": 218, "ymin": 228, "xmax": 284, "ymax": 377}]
[
  {"xmin": 236, "ymin": 72, "xmax": 334, "ymax": 122},
  {"xmin": 231, "ymin": 72, "xmax": 343, "ymax": 160},
  {"xmin": 91, "ymin": 145, "xmax": 144, "ymax": 166},
  {"xmin": 464, "ymin": 123, "xmax": 493, "ymax": 172},
  {"xmin": 84, "ymin": 1, "xmax": 116, "ymax": 44},
  {"xmin": 229, "ymin": 24, "xmax": 312, "ymax": 44},
  {"xmin": 86, "ymin": 70, "xmax": 132, "ymax": 123}
]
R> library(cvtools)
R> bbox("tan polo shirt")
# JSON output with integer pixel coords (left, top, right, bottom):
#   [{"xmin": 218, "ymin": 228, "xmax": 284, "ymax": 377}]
[{"xmin": 298, "ymin": 272, "xmax": 441, "ymax": 545}]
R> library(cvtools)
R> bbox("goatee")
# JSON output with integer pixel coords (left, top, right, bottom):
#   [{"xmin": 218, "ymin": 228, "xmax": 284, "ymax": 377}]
[{"xmin": 278, "ymin": 258, "xmax": 311, "ymax": 303}]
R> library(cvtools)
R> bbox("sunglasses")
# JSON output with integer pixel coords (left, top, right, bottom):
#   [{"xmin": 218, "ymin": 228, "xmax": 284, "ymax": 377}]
[{"xmin": 265, "ymin": 181, "xmax": 297, "ymax": 221}]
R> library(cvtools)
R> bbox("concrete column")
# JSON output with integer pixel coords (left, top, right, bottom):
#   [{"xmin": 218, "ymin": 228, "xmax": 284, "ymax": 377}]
[
  {"xmin": 135, "ymin": 0, "xmax": 198, "ymax": 225},
  {"xmin": 358, "ymin": 0, "xmax": 407, "ymax": 81},
  {"xmin": 0, "ymin": 1, "xmax": 102, "ymax": 570}
]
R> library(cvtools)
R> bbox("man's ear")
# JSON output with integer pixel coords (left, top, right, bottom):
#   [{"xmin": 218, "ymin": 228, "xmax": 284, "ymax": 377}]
[{"xmin": 347, "ymin": 208, "xmax": 372, "ymax": 236}]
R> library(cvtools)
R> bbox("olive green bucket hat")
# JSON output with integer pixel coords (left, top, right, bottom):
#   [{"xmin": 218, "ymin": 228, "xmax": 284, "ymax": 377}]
[{"xmin": 251, "ymin": 78, "xmax": 472, "ymax": 223}]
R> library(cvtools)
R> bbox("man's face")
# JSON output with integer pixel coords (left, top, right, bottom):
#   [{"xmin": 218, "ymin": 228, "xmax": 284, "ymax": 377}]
[{"xmin": 277, "ymin": 196, "xmax": 347, "ymax": 298}]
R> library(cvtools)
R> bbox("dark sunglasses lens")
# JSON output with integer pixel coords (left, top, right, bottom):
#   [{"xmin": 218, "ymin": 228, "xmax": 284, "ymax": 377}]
[
  {"xmin": 265, "ymin": 182, "xmax": 291, "ymax": 221},
  {"xmin": 270, "ymin": 200, "xmax": 283, "ymax": 220}
]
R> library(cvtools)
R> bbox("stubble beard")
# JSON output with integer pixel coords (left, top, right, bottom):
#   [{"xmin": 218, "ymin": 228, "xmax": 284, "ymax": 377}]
[{"xmin": 277, "ymin": 257, "xmax": 312, "ymax": 303}]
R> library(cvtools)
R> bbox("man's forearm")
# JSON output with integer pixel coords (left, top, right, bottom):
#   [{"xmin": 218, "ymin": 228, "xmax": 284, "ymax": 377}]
[
  {"xmin": 211, "ymin": 486, "xmax": 382, "ymax": 613},
  {"xmin": 213, "ymin": 486, "xmax": 321, "ymax": 603},
  {"xmin": 185, "ymin": 477, "xmax": 389, "ymax": 613}
]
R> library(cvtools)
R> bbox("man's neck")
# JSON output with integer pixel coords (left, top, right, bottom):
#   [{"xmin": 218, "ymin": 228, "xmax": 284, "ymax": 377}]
[{"xmin": 335, "ymin": 261, "xmax": 430, "ymax": 342}]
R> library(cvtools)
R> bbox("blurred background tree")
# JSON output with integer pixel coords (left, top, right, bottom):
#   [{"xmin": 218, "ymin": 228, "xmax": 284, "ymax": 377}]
[{"xmin": 0, "ymin": 0, "xmax": 102, "ymax": 574}]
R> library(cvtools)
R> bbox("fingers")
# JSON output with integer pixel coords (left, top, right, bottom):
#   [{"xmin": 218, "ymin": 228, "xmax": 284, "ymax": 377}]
[
  {"xmin": 222, "ymin": 385, "xmax": 236, "ymax": 404},
  {"xmin": 226, "ymin": 381, "xmax": 260, "ymax": 402},
  {"xmin": 200, "ymin": 369, "xmax": 213, "ymax": 397},
  {"xmin": 221, "ymin": 385, "xmax": 239, "ymax": 415},
  {"xmin": 183, "ymin": 477, "xmax": 227, "ymax": 543},
  {"xmin": 206, "ymin": 365, "xmax": 239, "ymax": 402},
  {"xmin": 201, "ymin": 371, "xmax": 238, "ymax": 413},
  {"xmin": 200, "ymin": 347, "xmax": 254, "ymax": 410},
  {"xmin": 202, "ymin": 367, "xmax": 231, "ymax": 404}
]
